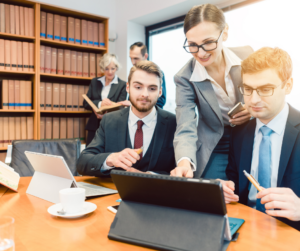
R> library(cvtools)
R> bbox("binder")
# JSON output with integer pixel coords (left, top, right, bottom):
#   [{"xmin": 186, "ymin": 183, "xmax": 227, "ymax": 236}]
[
  {"xmin": 9, "ymin": 4, "xmax": 15, "ymax": 34},
  {"xmin": 0, "ymin": 3, "xmax": 5, "ymax": 33},
  {"xmin": 27, "ymin": 117, "xmax": 34, "ymax": 140},
  {"xmin": 45, "ymin": 117, "xmax": 52, "ymax": 139},
  {"xmin": 96, "ymin": 54, "xmax": 102, "ymax": 77},
  {"xmin": 21, "ymin": 117, "xmax": 27, "ymax": 140},
  {"xmin": 81, "ymin": 20, "xmax": 87, "ymax": 45},
  {"xmin": 22, "ymin": 42, "xmax": 29, "ymax": 72},
  {"xmin": 40, "ymin": 45, "xmax": 45, "ymax": 73},
  {"xmin": 45, "ymin": 82, "xmax": 52, "ymax": 110},
  {"xmin": 17, "ymin": 41, "xmax": 22, "ymax": 71},
  {"xmin": 66, "ymin": 84, "xmax": 72, "ymax": 111},
  {"xmin": 0, "ymin": 117, "xmax": 3, "ymax": 147},
  {"xmin": 71, "ymin": 51, "xmax": 77, "ymax": 76},
  {"xmin": 72, "ymin": 85, "xmax": 78, "ymax": 111},
  {"xmin": 99, "ymin": 23, "xmax": 105, "ymax": 47},
  {"xmin": 51, "ymin": 48, "xmax": 57, "ymax": 74},
  {"xmin": 8, "ymin": 80, "xmax": 14, "ymax": 110},
  {"xmin": 59, "ymin": 117, "xmax": 67, "ymax": 139},
  {"xmin": 5, "ymin": 4, "xmax": 9, "ymax": 33},
  {"xmin": 10, "ymin": 40, "xmax": 17, "ymax": 71},
  {"xmin": 78, "ymin": 85, "xmax": 85, "ymax": 111},
  {"xmin": 4, "ymin": 40, "xmax": 10, "ymax": 70},
  {"xmin": 20, "ymin": 81, "xmax": 26, "ymax": 110},
  {"xmin": 73, "ymin": 118, "xmax": 80, "ymax": 140},
  {"xmin": 40, "ymin": 117, "xmax": 45, "ymax": 140},
  {"xmin": 77, "ymin": 52, "xmax": 83, "ymax": 76},
  {"xmin": 89, "ymin": 53, "xmax": 96, "ymax": 78},
  {"xmin": 15, "ymin": 117, "xmax": 21, "ymax": 140},
  {"xmin": 8, "ymin": 117, "xmax": 15, "ymax": 143},
  {"xmin": 40, "ymin": 11, "xmax": 46, "ymax": 38},
  {"xmin": 3, "ymin": 117, "xmax": 9, "ymax": 147},
  {"xmin": 25, "ymin": 81, "xmax": 32, "ymax": 110},
  {"xmin": 54, "ymin": 14, "xmax": 60, "ymax": 41},
  {"xmin": 24, "ymin": 7, "xmax": 29, "ymax": 36},
  {"xmin": 2, "ymin": 80, "xmax": 8, "ymax": 110},
  {"xmin": 82, "ymin": 52, "xmax": 89, "ymax": 77},
  {"xmin": 79, "ymin": 117, "xmax": 85, "ymax": 143},
  {"xmin": 14, "ymin": 80, "xmax": 20, "ymax": 109},
  {"xmin": 63, "ymin": 49, "xmax": 71, "ymax": 75},
  {"xmin": 59, "ymin": 84, "xmax": 66, "ymax": 110},
  {"xmin": 87, "ymin": 21, "xmax": 93, "ymax": 46},
  {"xmin": 0, "ymin": 39, "xmax": 3, "ymax": 70},
  {"xmin": 75, "ymin": 18, "xmax": 81, "ymax": 44},
  {"xmin": 93, "ymin": 22, "xmax": 99, "ymax": 47},
  {"xmin": 15, "ymin": 6, "xmax": 19, "ymax": 35},
  {"xmin": 57, "ymin": 49, "xmax": 64, "ymax": 75},
  {"xmin": 67, "ymin": 118, "xmax": 73, "ymax": 139},
  {"xmin": 52, "ymin": 83, "xmax": 60, "ymax": 111},
  {"xmin": 68, "ymin": 17, "xmax": 75, "ymax": 43},
  {"xmin": 46, "ymin": 13, "xmax": 54, "ymax": 39},
  {"xmin": 60, "ymin": 16, "xmax": 67, "ymax": 42},
  {"xmin": 40, "ymin": 82, "xmax": 45, "ymax": 110},
  {"xmin": 52, "ymin": 117, "xmax": 59, "ymax": 139},
  {"xmin": 45, "ymin": 46, "xmax": 51, "ymax": 74},
  {"xmin": 29, "ymin": 43, "xmax": 34, "ymax": 72},
  {"xmin": 19, "ymin": 6, "xmax": 24, "ymax": 36},
  {"xmin": 29, "ymin": 8, "xmax": 34, "ymax": 37}
]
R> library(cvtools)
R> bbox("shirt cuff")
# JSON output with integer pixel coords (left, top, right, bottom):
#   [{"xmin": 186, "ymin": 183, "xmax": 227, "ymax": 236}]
[
  {"xmin": 177, "ymin": 157, "xmax": 196, "ymax": 172},
  {"xmin": 101, "ymin": 155, "xmax": 114, "ymax": 172},
  {"xmin": 98, "ymin": 101, "xmax": 102, "ymax": 108}
]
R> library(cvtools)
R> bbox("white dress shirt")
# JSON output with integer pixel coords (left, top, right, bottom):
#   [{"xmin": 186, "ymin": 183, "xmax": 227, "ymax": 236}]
[
  {"xmin": 178, "ymin": 47, "xmax": 242, "ymax": 170},
  {"xmin": 102, "ymin": 106, "xmax": 157, "ymax": 171},
  {"xmin": 248, "ymin": 103, "xmax": 289, "ymax": 208},
  {"xmin": 97, "ymin": 75, "xmax": 119, "ymax": 108}
]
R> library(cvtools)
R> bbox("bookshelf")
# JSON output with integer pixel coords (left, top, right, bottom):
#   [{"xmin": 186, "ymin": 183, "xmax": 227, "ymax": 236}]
[{"xmin": 0, "ymin": 0, "xmax": 109, "ymax": 151}]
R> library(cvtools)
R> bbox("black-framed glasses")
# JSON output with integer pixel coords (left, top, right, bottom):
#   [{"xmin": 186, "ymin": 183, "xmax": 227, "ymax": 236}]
[
  {"xmin": 239, "ymin": 82, "xmax": 284, "ymax": 97},
  {"xmin": 183, "ymin": 30, "xmax": 224, "ymax": 53}
]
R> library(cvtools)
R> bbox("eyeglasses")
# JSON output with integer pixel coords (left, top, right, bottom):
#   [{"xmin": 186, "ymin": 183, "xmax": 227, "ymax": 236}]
[
  {"xmin": 239, "ymin": 82, "xmax": 284, "ymax": 97},
  {"xmin": 183, "ymin": 30, "xmax": 224, "ymax": 53}
]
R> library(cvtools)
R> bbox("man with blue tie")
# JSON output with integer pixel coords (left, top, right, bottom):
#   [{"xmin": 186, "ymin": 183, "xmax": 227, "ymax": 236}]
[{"xmin": 219, "ymin": 47, "xmax": 300, "ymax": 231}]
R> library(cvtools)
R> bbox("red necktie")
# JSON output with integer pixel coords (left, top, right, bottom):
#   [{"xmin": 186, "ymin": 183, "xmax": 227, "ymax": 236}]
[{"xmin": 134, "ymin": 120, "xmax": 144, "ymax": 159}]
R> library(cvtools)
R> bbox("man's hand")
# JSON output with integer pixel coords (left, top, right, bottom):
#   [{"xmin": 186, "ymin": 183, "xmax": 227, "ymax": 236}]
[
  {"xmin": 229, "ymin": 107, "xmax": 252, "ymax": 126},
  {"xmin": 106, "ymin": 148, "xmax": 140, "ymax": 171},
  {"xmin": 217, "ymin": 179, "xmax": 239, "ymax": 204},
  {"xmin": 93, "ymin": 109, "xmax": 105, "ymax": 119},
  {"xmin": 101, "ymin": 98, "xmax": 114, "ymax": 107},
  {"xmin": 118, "ymin": 100, "xmax": 131, "ymax": 107},
  {"xmin": 126, "ymin": 167, "xmax": 143, "ymax": 173},
  {"xmin": 257, "ymin": 187, "xmax": 300, "ymax": 221},
  {"xmin": 170, "ymin": 159, "xmax": 193, "ymax": 177}
]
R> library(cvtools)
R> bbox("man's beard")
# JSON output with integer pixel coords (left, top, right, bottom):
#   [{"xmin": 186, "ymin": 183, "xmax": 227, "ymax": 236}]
[{"xmin": 129, "ymin": 95, "xmax": 156, "ymax": 113}]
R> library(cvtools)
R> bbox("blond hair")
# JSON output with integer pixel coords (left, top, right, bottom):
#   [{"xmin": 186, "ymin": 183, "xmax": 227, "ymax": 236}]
[{"xmin": 99, "ymin": 53, "xmax": 121, "ymax": 72}]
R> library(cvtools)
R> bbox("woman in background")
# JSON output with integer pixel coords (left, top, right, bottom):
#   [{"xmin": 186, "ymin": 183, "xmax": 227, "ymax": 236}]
[{"xmin": 84, "ymin": 54, "xmax": 127, "ymax": 145}]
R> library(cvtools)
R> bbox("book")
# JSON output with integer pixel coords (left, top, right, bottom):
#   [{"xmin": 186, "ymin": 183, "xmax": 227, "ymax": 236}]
[
  {"xmin": 87, "ymin": 21, "xmax": 93, "ymax": 46},
  {"xmin": 24, "ymin": 7, "xmax": 29, "ymax": 36},
  {"xmin": 45, "ymin": 117, "xmax": 52, "ymax": 139},
  {"xmin": 25, "ymin": 81, "xmax": 32, "ymax": 110},
  {"xmin": 54, "ymin": 14, "xmax": 60, "ymax": 41},
  {"xmin": 52, "ymin": 117, "xmax": 59, "ymax": 139},
  {"xmin": 71, "ymin": 51, "xmax": 77, "ymax": 76},
  {"xmin": 22, "ymin": 42, "xmax": 29, "ymax": 72},
  {"xmin": 8, "ymin": 117, "xmax": 15, "ymax": 143},
  {"xmin": 40, "ymin": 117, "xmax": 45, "ymax": 140},
  {"xmin": 0, "ymin": 39, "xmax": 4, "ymax": 70},
  {"xmin": 4, "ymin": 40, "xmax": 10, "ymax": 70},
  {"xmin": 57, "ymin": 49, "xmax": 63, "ymax": 75},
  {"xmin": 17, "ymin": 41, "xmax": 22, "ymax": 71},
  {"xmin": 52, "ymin": 83, "xmax": 60, "ymax": 111},
  {"xmin": 0, "ymin": 4, "xmax": 5, "ymax": 33},
  {"xmin": 51, "ymin": 48, "xmax": 57, "ymax": 74},
  {"xmin": 45, "ymin": 46, "xmax": 51, "ymax": 74},
  {"xmin": 3, "ymin": 117, "xmax": 9, "ymax": 147},
  {"xmin": 77, "ymin": 52, "xmax": 83, "ymax": 76},
  {"xmin": 40, "ymin": 45, "xmax": 45, "ymax": 73},
  {"xmin": 14, "ymin": 80, "xmax": 20, "ymax": 109},
  {"xmin": 60, "ymin": 16, "xmax": 67, "ymax": 42},
  {"xmin": 67, "ymin": 118, "xmax": 73, "ymax": 139},
  {"xmin": 82, "ymin": 94, "xmax": 123, "ymax": 114},
  {"xmin": 93, "ymin": 22, "xmax": 99, "ymax": 47},
  {"xmin": 0, "ymin": 160, "xmax": 20, "ymax": 192},
  {"xmin": 96, "ymin": 54, "xmax": 102, "ymax": 77},
  {"xmin": 2, "ymin": 80, "xmax": 8, "ymax": 110},
  {"xmin": 9, "ymin": 4, "xmax": 15, "ymax": 34},
  {"xmin": 40, "ymin": 11, "xmax": 46, "ymax": 38},
  {"xmin": 60, "ymin": 117, "xmax": 66, "ymax": 139},
  {"xmin": 15, "ymin": 117, "xmax": 21, "ymax": 140},
  {"xmin": 99, "ymin": 23, "xmax": 105, "ymax": 47},
  {"xmin": 81, "ymin": 20, "xmax": 87, "ymax": 45},
  {"xmin": 10, "ymin": 40, "xmax": 17, "ymax": 71},
  {"xmin": 20, "ymin": 81, "xmax": 26, "ymax": 110},
  {"xmin": 68, "ymin": 17, "xmax": 75, "ymax": 43},
  {"xmin": 4, "ymin": 4, "xmax": 9, "ymax": 33},
  {"xmin": 27, "ymin": 117, "xmax": 33, "ymax": 140},
  {"xmin": 15, "ymin": 6, "xmax": 19, "ymax": 35},
  {"xmin": 82, "ymin": 52, "xmax": 89, "ymax": 77},
  {"xmin": 59, "ymin": 84, "xmax": 66, "ymax": 110},
  {"xmin": 72, "ymin": 85, "xmax": 78, "ymax": 111},
  {"xmin": 29, "ymin": 8, "xmax": 34, "ymax": 37},
  {"xmin": 29, "ymin": 43, "xmax": 34, "ymax": 72},
  {"xmin": 40, "ymin": 82, "xmax": 45, "ymax": 110},
  {"xmin": 21, "ymin": 117, "xmax": 26, "ymax": 140},
  {"xmin": 0, "ymin": 117, "xmax": 3, "ymax": 147},
  {"xmin": 75, "ymin": 18, "xmax": 81, "ymax": 44},
  {"xmin": 89, "ymin": 53, "xmax": 96, "ymax": 78},
  {"xmin": 78, "ymin": 85, "xmax": 85, "ymax": 111},
  {"xmin": 66, "ymin": 84, "xmax": 72, "ymax": 111},
  {"xmin": 45, "ymin": 82, "xmax": 52, "ymax": 110},
  {"xmin": 46, "ymin": 13, "xmax": 53, "ymax": 39},
  {"xmin": 63, "ymin": 49, "xmax": 71, "ymax": 75},
  {"xmin": 8, "ymin": 80, "xmax": 14, "ymax": 110},
  {"xmin": 84, "ymin": 86, "xmax": 89, "ymax": 111},
  {"xmin": 73, "ymin": 118, "xmax": 80, "ymax": 139},
  {"xmin": 79, "ymin": 117, "xmax": 85, "ymax": 142},
  {"xmin": 19, "ymin": 6, "xmax": 24, "ymax": 36}
]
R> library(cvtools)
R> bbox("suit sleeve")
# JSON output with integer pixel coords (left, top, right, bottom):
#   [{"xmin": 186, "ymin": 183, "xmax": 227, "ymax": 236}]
[
  {"xmin": 173, "ymin": 74, "xmax": 198, "ymax": 167},
  {"xmin": 226, "ymin": 130, "xmax": 239, "ymax": 186},
  {"xmin": 156, "ymin": 73, "xmax": 166, "ymax": 108},
  {"xmin": 76, "ymin": 115, "xmax": 113, "ymax": 177},
  {"xmin": 83, "ymin": 79, "xmax": 101, "ymax": 110}
]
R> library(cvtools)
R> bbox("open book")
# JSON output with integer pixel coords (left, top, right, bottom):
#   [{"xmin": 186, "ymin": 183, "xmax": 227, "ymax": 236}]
[
  {"xmin": 0, "ymin": 161, "xmax": 20, "ymax": 192},
  {"xmin": 82, "ymin": 94, "xmax": 123, "ymax": 115}
]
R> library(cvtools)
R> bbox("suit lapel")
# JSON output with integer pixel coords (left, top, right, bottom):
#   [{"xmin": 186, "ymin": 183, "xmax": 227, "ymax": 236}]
[
  {"xmin": 117, "ymin": 107, "xmax": 130, "ymax": 151},
  {"xmin": 148, "ymin": 108, "xmax": 167, "ymax": 169},
  {"xmin": 230, "ymin": 65, "xmax": 244, "ymax": 103},
  {"xmin": 107, "ymin": 83, "xmax": 119, "ymax": 100},
  {"xmin": 97, "ymin": 79, "xmax": 103, "ymax": 100}
]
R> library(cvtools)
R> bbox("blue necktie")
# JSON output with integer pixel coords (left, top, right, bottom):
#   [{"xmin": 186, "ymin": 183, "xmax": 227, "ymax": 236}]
[{"xmin": 256, "ymin": 126, "xmax": 273, "ymax": 212}]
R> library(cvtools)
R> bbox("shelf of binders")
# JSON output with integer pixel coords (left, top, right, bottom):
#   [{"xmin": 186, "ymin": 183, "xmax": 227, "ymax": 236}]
[
  {"xmin": 0, "ymin": 109, "xmax": 35, "ymax": 112},
  {"xmin": 40, "ymin": 111, "xmax": 91, "ymax": 114},
  {"xmin": 0, "ymin": 32, "xmax": 35, "ymax": 41},
  {"xmin": 40, "ymin": 73, "xmax": 93, "ymax": 80},
  {"xmin": 0, "ymin": 70, "xmax": 35, "ymax": 76}
]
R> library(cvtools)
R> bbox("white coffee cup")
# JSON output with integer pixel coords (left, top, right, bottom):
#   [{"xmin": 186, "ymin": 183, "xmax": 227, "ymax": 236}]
[{"xmin": 59, "ymin": 188, "xmax": 85, "ymax": 214}]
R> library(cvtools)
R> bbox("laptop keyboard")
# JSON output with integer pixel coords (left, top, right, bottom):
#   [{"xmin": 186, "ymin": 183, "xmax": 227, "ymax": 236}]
[{"xmin": 76, "ymin": 182, "xmax": 118, "ymax": 197}]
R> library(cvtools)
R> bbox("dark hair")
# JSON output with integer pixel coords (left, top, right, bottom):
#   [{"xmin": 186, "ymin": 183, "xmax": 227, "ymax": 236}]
[
  {"xmin": 130, "ymin": 42, "xmax": 148, "ymax": 57},
  {"xmin": 184, "ymin": 4, "xmax": 226, "ymax": 34},
  {"xmin": 128, "ymin": 61, "xmax": 162, "ymax": 87}
]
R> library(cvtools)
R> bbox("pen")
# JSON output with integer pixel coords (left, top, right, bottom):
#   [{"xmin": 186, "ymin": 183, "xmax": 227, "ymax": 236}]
[
  {"xmin": 135, "ymin": 146, "xmax": 144, "ymax": 155},
  {"xmin": 243, "ymin": 170, "xmax": 263, "ymax": 192}
]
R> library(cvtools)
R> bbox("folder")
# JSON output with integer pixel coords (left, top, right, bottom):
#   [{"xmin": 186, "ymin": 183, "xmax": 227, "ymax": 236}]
[
  {"xmin": 52, "ymin": 117, "xmax": 59, "ymax": 139},
  {"xmin": 99, "ymin": 23, "xmax": 105, "ymax": 47},
  {"xmin": 27, "ymin": 117, "xmax": 34, "ymax": 140},
  {"xmin": 0, "ymin": 117, "xmax": 3, "ymax": 147},
  {"xmin": 10, "ymin": 40, "xmax": 17, "ymax": 71},
  {"xmin": 17, "ymin": 41, "xmax": 22, "ymax": 71},
  {"xmin": 22, "ymin": 42, "xmax": 29, "ymax": 72},
  {"xmin": 77, "ymin": 52, "xmax": 83, "ymax": 76},
  {"xmin": 79, "ymin": 117, "xmax": 85, "ymax": 142},
  {"xmin": 82, "ymin": 94, "xmax": 123, "ymax": 115},
  {"xmin": 81, "ymin": 20, "xmax": 87, "ymax": 45},
  {"xmin": 60, "ymin": 16, "xmax": 67, "ymax": 42},
  {"xmin": 3, "ymin": 117, "xmax": 9, "ymax": 147},
  {"xmin": 0, "ymin": 39, "xmax": 4, "ymax": 70},
  {"xmin": 89, "ymin": 53, "xmax": 96, "ymax": 78},
  {"xmin": 72, "ymin": 85, "xmax": 78, "ymax": 111},
  {"xmin": 14, "ymin": 80, "xmax": 20, "ymax": 109},
  {"xmin": 54, "ymin": 14, "xmax": 60, "ymax": 41},
  {"xmin": 8, "ymin": 80, "xmax": 14, "ymax": 110},
  {"xmin": 21, "ymin": 117, "xmax": 27, "ymax": 140},
  {"xmin": 29, "ymin": 8, "xmax": 34, "ymax": 37},
  {"xmin": 20, "ymin": 81, "xmax": 26, "ymax": 110},
  {"xmin": 66, "ymin": 84, "xmax": 72, "ymax": 111},
  {"xmin": 75, "ymin": 18, "xmax": 81, "ymax": 44},
  {"xmin": 52, "ymin": 83, "xmax": 60, "ymax": 111},
  {"xmin": 59, "ymin": 117, "xmax": 67, "ymax": 139},
  {"xmin": 4, "ymin": 40, "xmax": 10, "ymax": 70},
  {"xmin": 0, "ymin": 4, "xmax": 5, "ymax": 33},
  {"xmin": 40, "ymin": 117, "xmax": 45, "ymax": 140},
  {"xmin": 5, "ymin": 4, "xmax": 9, "ymax": 33},
  {"xmin": 40, "ymin": 45, "xmax": 45, "ymax": 73},
  {"xmin": 67, "ymin": 118, "xmax": 73, "ymax": 139},
  {"xmin": 19, "ymin": 6, "xmax": 24, "ymax": 36},
  {"xmin": 29, "ymin": 43, "xmax": 34, "ymax": 72},
  {"xmin": 8, "ymin": 117, "xmax": 15, "ymax": 143},
  {"xmin": 45, "ymin": 82, "xmax": 52, "ymax": 110},
  {"xmin": 87, "ymin": 21, "xmax": 93, "ymax": 46},
  {"xmin": 71, "ymin": 51, "xmax": 77, "ymax": 76},
  {"xmin": 9, "ymin": 5, "xmax": 15, "ymax": 34},
  {"xmin": 57, "ymin": 49, "xmax": 64, "ymax": 75},
  {"xmin": 2, "ymin": 80, "xmax": 8, "ymax": 110},
  {"xmin": 78, "ymin": 85, "xmax": 85, "ymax": 111},
  {"xmin": 46, "ymin": 13, "xmax": 53, "ymax": 40},
  {"xmin": 73, "ymin": 118, "xmax": 80, "ymax": 139},
  {"xmin": 51, "ymin": 48, "xmax": 57, "ymax": 74},
  {"xmin": 63, "ymin": 49, "xmax": 71, "ymax": 75},
  {"xmin": 68, "ymin": 17, "xmax": 75, "ymax": 43},
  {"xmin": 15, "ymin": 117, "xmax": 21, "ymax": 140},
  {"xmin": 40, "ymin": 82, "xmax": 45, "ymax": 110},
  {"xmin": 40, "ymin": 11, "xmax": 46, "ymax": 38},
  {"xmin": 25, "ymin": 81, "xmax": 32, "ymax": 110},
  {"xmin": 45, "ymin": 117, "xmax": 52, "ymax": 139},
  {"xmin": 45, "ymin": 46, "xmax": 51, "ymax": 74},
  {"xmin": 24, "ymin": 7, "xmax": 29, "ymax": 36},
  {"xmin": 96, "ymin": 54, "xmax": 102, "ymax": 77},
  {"xmin": 93, "ymin": 22, "xmax": 99, "ymax": 47},
  {"xmin": 15, "ymin": 6, "xmax": 19, "ymax": 35},
  {"xmin": 82, "ymin": 52, "xmax": 89, "ymax": 77},
  {"xmin": 59, "ymin": 84, "xmax": 66, "ymax": 110}
]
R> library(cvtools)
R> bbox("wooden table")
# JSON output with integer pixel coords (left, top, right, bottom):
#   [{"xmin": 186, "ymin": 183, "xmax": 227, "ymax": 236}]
[{"xmin": 0, "ymin": 177, "xmax": 299, "ymax": 251}]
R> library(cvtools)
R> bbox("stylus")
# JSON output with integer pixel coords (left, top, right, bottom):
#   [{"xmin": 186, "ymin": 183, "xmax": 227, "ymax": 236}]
[{"xmin": 243, "ymin": 170, "xmax": 263, "ymax": 192}]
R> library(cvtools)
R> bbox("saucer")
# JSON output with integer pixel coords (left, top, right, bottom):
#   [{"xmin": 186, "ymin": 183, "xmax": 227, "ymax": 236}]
[{"xmin": 48, "ymin": 202, "xmax": 97, "ymax": 218}]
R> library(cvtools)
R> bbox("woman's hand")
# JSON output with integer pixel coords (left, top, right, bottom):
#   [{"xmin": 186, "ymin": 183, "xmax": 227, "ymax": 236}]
[
  {"xmin": 229, "ymin": 108, "xmax": 252, "ymax": 126},
  {"xmin": 93, "ymin": 109, "xmax": 106, "ymax": 119},
  {"xmin": 101, "ymin": 98, "xmax": 114, "ymax": 107},
  {"xmin": 118, "ymin": 100, "xmax": 131, "ymax": 107}
]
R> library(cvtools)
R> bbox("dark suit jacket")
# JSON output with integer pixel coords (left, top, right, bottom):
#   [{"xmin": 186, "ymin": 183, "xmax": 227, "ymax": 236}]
[
  {"xmin": 156, "ymin": 71, "xmax": 166, "ymax": 108},
  {"xmin": 77, "ymin": 106, "xmax": 177, "ymax": 176},
  {"xmin": 226, "ymin": 104, "xmax": 300, "ymax": 231},
  {"xmin": 84, "ymin": 77, "xmax": 127, "ymax": 131}
]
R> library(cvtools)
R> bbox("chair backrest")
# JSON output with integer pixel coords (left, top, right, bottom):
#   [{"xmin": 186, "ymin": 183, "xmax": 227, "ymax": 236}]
[{"xmin": 10, "ymin": 139, "xmax": 81, "ymax": 177}]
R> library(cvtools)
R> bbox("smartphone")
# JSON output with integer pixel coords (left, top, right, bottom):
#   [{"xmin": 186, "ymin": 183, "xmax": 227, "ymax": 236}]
[
  {"xmin": 228, "ymin": 102, "xmax": 245, "ymax": 118},
  {"xmin": 107, "ymin": 205, "xmax": 119, "ymax": 214}
]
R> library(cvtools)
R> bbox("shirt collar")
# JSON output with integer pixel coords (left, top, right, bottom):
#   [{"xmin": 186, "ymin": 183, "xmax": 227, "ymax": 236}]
[
  {"xmin": 190, "ymin": 46, "xmax": 242, "ymax": 82},
  {"xmin": 98, "ymin": 75, "xmax": 119, "ymax": 86},
  {"xmin": 255, "ymin": 103, "xmax": 289, "ymax": 136},
  {"xmin": 129, "ymin": 106, "xmax": 157, "ymax": 128}
]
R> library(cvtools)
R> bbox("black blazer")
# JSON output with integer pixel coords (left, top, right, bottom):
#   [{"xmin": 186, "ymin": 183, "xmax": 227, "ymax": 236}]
[
  {"xmin": 77, "ymin": 106, "xmax": 177, "ymax": 176},
  {"xmin": 84, "ymin": 77, "xmax": 127, "ymax": 131},
  {"xmin": 226, "ymin": 104, "xmax": 300, "ymax": 231}
]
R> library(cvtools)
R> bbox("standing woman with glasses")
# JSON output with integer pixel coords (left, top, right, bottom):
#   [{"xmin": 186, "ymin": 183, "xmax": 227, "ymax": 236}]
[
  {"xmin": 84, "ymin": 53, "xmax": 127, "ymax": 146},
  {"xmin": 170, "ymin": 4, "xmax": 253, "ymax": 179}
]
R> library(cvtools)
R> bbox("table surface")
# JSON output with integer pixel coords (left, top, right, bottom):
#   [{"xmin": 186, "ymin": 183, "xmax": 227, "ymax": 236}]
[{"xmin": 0, "ymin": 177, "xmax": 299, "ymax": 251}]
